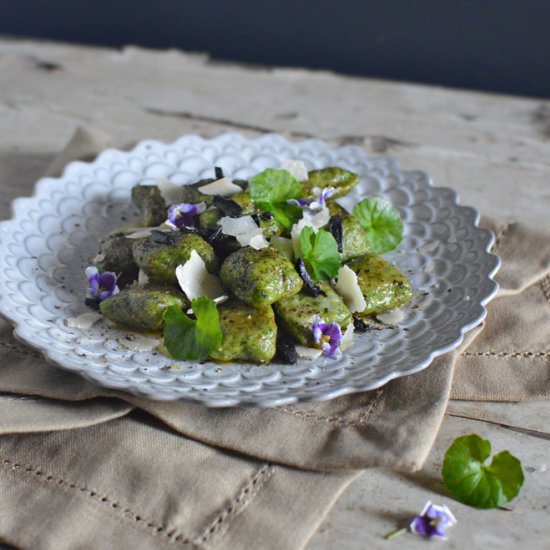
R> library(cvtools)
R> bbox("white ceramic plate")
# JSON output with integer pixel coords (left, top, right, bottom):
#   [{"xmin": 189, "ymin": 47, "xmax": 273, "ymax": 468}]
[{"xmin": 0, "ymin": 133, "xmax": 499, "ymax": 406}]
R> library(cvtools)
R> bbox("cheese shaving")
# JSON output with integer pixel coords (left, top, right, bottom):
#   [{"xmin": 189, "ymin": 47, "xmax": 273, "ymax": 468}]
[
  {"xmin": 295, "ymin": 346, "xmax": 323, "ymax": 360},
  {"xmin": 270, "ymin": 236, "xmax": 294, "ymax": 260},
  {"xmin": 332, "ymin": 265, "xmax": 367, "ymax": 313},
  {"xmin": 376, "ymin": 309, "xmax": 405, "ymax": 326},
  {"xmin": 198, "ymin": 177, "xmax": 242, "ymax": 197},
  {"xmin": 218, "ymin": 216, "xmax": 269, "ymax": 249},
  {"xmin": 125, "ymin": 223, "xmax": 173, "ymax": 239},
  {"xmin": 66, "ymin": 312, "xmax": 102, "ymax": 329},
  {"xmin": 280, "ymin": 159, "xmax": 308, "ymax": 181},
  {"xmin": 118, "ymin": 334, "xmax": 160, "ymax": 352},
  {"xmin": 137, "ymin": 269, "xmax": 150, "ymax": 286},
  {"xmin": 157, "ymin": 179, "xmax": 184, "ymax": 205},
  {"xmin": 340, "ymin": 323, "xmax": 355, "ymax": 350},
  {"xmin": 175, "ymin": 250, "xmax": 225, "ymax": 301}
]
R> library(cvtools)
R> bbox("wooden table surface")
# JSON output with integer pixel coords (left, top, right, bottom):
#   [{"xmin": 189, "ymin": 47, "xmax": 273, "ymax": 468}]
[{"xmin": 1, "ymin": 38, "xmax": 549, "ymax": 549}]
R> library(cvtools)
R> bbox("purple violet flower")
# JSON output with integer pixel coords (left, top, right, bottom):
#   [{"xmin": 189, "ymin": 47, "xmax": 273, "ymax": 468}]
[
  {"xmin": 312, "ymin": 318, "xmax": 342, "ymax": 357},
  {"xmin": 85, "ymin": 266, "xmax": 119, "ymax": 302},
  {"xmin": 409, "ymin": 501, "xmax": 457, "ymax": 540},
  {"xmin": 288, "ymin": 197, "xmax": 311, "ymax": 208},
  {"xmin": 288, "ymin": 187, "xmax": 335, "ymax": 211},
  {"xmin": 166, "ymin": 202, "xmax": 206, "ymax": 229}
]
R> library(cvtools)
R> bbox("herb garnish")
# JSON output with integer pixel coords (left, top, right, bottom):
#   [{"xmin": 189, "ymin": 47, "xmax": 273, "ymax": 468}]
[
  {"xmin": 248, "ymin": 169, "xmax": 303, "ymax": 230},
  {"xmin": 162, "ymin": 298, "xmax": 223, "ymax": 361},
  {"xmin": 442, "ymin": 434, "xmax": 524, "ymax": 509},
  {"xmin": 298, "ymin": 226, "xmax": 340, "ymax": 282},
  {"xmin": 352, "ymin": 197, "xmax": 403, "ymax": 253}
]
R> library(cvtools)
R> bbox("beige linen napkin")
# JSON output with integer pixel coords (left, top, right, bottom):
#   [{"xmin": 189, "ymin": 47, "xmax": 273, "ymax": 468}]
[
  {"xmin": 0, "ymin": 128, "xmax": 549, "ymax": 549},
  {"xmin": 451, "ymin": 219, "xmax": 550, "ymax": 401}
]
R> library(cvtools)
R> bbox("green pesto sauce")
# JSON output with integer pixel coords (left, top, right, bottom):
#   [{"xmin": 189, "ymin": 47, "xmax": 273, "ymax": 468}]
[
  {"xmin": 341, "ymin": 215, "xmax": 372, "ymax": 262},
  {"xmin": 274, "ymin": 283, "xmax": 351, "ymax": 346},
  {"xmin": 100, "ymin": 284, "xmax": 189, "ymax": 331},
  {"xmin": 259, "ymin": 216, "xmax": 284, "ymax": 239},
  {"xmin": 132, "ymin": 232, "xmax": 217, "ymax": 283},
  {"xmin": 302, "ymin": 167, "xmax": 359, "ymax": 199},
  {"xmin": 198, "ymin": 207, "xmax": 222, "ymax": 231},
  {"xmin": 230, "ymin": 191, "xmax": 257, "ymax": 214},
  {"xmin": 210, "ymin": 299, "xmax": 277, "ymax": 363},
  {"xmin": 96, "ymin": 231, "xmax": 139, "ymax": 289},
  {"xmin": 348, "ymin": 254, "xmax": 413, "ymax": 317},
  {"xmin": 220, "ymin": 246, "xmax": 303, "ymax": 307}
]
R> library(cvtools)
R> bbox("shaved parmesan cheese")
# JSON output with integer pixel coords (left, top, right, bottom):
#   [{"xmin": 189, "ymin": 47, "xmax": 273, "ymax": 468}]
[
  {"xmin": 157, "ymin": 179, "xmax": 184, "ymax": 205},
  {"xmin": 118, "ymin": 334, "xmax": 159, "ymax": 352},
  {"xmin": 310, "ymin": 206, "xmax": 330, "ymax": 228},
  {"xmin": 270, "ymin": 236, "xmax": 294, "ymax": 260},
  {"xmin": 125, "ymin": 228, "xmax": 152, "ymax": 239},
  {"xmin": 138, "ymin": 269, "xmax": 149, "ymax": 286},
  {"xmin": 66, "ymin": 312, "xmax": 102, "ymax": 329},
  {"xmin": 176, "ymin": 250, "xmax": 225, "ymax": 301},
  {"xmin": 125, "ymin": 223, "xmax": 172, "ymax": 239},
  {"xmin": 295, "ymin": 346, "xmax": 323, "ymax": 360},
  {"xmin": 291, "ymin": 218, "xmax": 308, "ymax": 258},
  {"xmin": 333, "ymin": 265, "xmax": 367, "ymax": 313},
  {"xmin": 218, "ymin": 216, "xmax": 269, "ymax": 249},
  {"xmin": 249, "ymin": 233, "xmax": 269, "ymax": 250},
  {"xmin": 280, "ymin": 159, "xmax": 308, "ymax": 181},
  {"xmin": 418, "ymin": 240, "xmax": 439, "ymax": 254},
  {"xmin": 219, "ymin": 215, "xmax": 257, "ymax": 235},
  {"xmin": 340, "ymin": 323, "xmax": 355, "ymax": 350},
  {"xmin": 377, "ymin": 309, "xmax": 405, "ymax": 326},
  {"xmin": 198, "ymin": 177, "xmax": 242, "ymax": 197}
]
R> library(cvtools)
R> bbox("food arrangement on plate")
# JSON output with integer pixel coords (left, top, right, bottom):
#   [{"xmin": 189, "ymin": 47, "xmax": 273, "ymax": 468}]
[
  {"xmin": 86, "ymin": 161, "xmax": 413, "ymax": 365},
  {"xmin": 0, "ymin": 133, "xmax": 499, "ymax": 405}
]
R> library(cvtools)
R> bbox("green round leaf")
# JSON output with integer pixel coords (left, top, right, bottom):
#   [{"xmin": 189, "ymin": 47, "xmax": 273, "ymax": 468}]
[
  {"xmin": 442, "ymin": 434, "xmax": 524, "ymax": 509},
  {"xmin": 249, "ymin": 169, "xmax": 303, "ymax": 230},
  {"xmin": 162, "ymin": 298, "xmax": 222, "ymax": 361},
  {"xmin": 351, "ymin": 197, "xmax": 403, "ymax": 254},
  {"xmin": 298, "ymin": 227, "xmax": 340, "ymax": 282},
  {"xmin": 249, "ymin": 169, "xmax": 302, "ymax": 203}
]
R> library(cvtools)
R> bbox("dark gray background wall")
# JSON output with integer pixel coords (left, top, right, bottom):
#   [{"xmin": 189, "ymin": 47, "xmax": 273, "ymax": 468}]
[{"xmin": 1, "ymin": 0, "xmax": 549, "ymax": 99}]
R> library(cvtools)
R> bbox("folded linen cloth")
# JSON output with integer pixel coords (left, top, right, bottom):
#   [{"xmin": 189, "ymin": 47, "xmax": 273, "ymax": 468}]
[{"xmin": 0, "ymin": 128, "xmax": 548, "ymax": 549}]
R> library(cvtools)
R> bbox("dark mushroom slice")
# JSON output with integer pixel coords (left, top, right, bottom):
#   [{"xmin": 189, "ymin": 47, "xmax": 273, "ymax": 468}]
[
  {"xmin": 327, "ymin": 214, "xmax": 343, "ymax": 253},
  {"xmin": 326, "ymin": 203, "xmax": 371, "ymax": 261},
  {"xmin": 220, "ymin": 246, "xmax": 303, "ymax": 307},
  {"xmin": 273, "ymin": 283, "xmax": 351, "ymax": 346},
  {"xmin": 275, "ymin": 331, "xmax": 298, "ymax": 364},
  {"xmin": 132, "ymin": 231, "xmax": 217, "ymax": 284},
  {"xmin": 295, "ymin": 259, "xmax": 323, "ymax": 297},
  {"xmin": 212, "ymin": 195, "xmax": 243, "ymax": 218},
  {"xmin": 100, "ymin": 284, "xmax": 189, "ymax": 332},
  {"xmin": 347, "ymin": 254, "xmax": 413, "ymax": 317},
  {"xmin": 302, "ymin": 167, "xmax": 359, "ymax": 199},
  {"xmin": 94, "ymin": 230, "xmax": 139, "ymax": 288},
  {"xmin": 209, "ymin": 299, "xmax": 277, "ymax": 363}
]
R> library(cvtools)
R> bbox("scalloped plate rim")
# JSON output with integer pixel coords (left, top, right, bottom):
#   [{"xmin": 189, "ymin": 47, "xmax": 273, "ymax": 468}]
[{"xmin": 0, "ymin": 132, "xmax": 500, "ymax": 407}]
